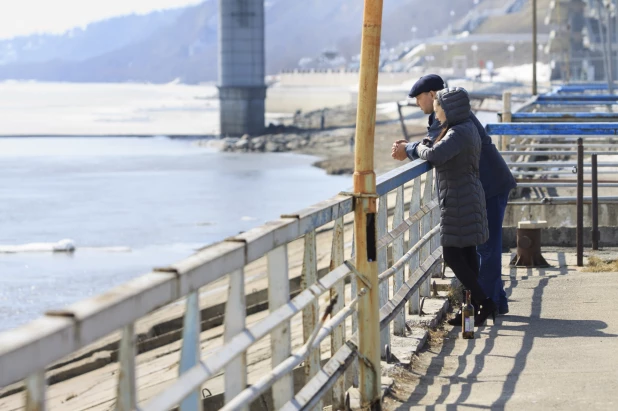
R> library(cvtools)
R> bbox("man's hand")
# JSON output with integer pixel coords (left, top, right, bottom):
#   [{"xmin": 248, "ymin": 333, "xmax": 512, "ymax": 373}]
[{"xmin": 391, "ymin": 139, "xmax": 409, "ymax": 161}]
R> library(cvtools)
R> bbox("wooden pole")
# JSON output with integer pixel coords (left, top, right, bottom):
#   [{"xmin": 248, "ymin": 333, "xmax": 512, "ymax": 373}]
[
  {"xmin": 501, "ymin": 92, "xmax": 512, "ymax": 152},
  {"xmin": 353, "ymin": 0, "xmax": 383, "ymax": 408}
]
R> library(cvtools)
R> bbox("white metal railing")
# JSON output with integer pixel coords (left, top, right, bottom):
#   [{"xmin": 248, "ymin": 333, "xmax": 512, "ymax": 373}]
[{"xmin": 0, "ymin": 159, "xmax": 442, "ymax": 410}]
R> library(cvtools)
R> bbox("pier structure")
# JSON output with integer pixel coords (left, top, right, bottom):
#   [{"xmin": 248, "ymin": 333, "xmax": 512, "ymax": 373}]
[{"xmin": 218, "ymin": 0, "xmax": 267, "ymax": 137}]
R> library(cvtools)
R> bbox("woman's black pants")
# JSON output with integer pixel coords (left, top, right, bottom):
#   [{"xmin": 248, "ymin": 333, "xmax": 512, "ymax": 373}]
[{"xmin": 443, "ymin": 245, "xmax": 488, "ymax": 304}]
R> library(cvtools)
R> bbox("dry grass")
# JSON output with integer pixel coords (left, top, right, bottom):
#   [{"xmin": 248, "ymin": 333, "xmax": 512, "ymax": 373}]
[
  {"xmin": 583, "ymin": 256, "xmax": 618, "ymax": 272},
  {"xmin": 427, "ymin": 327, "xmax": 448, "ymax": 348}
]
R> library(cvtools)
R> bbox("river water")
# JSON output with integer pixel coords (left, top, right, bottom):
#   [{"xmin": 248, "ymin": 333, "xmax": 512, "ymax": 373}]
[{"xmin": 0, "ymin": 137, "xmax": 349, "ymax": 331}]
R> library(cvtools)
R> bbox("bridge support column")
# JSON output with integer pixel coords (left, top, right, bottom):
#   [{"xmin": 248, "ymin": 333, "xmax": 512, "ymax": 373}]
[{"xmin": 218, "ymin": 0, "xmax": 266, "ymax": 137}]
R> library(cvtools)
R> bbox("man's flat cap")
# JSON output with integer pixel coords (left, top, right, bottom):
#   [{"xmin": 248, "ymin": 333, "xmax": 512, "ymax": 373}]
[{"xmin": 408, "ymin": 74, "xmax": 446, "ymax": 98}]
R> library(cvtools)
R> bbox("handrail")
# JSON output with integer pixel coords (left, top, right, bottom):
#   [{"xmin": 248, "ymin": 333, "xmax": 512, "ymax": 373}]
[
  {"xmin": 536, "ymin": 94, "xmax": 618, "ymax": 101},
  {"xmin": 499, "ymin": 87, "xmax": 618, "ymax": 263},
  {"xmin": 500, "ymin": 150, "xmax": 618, "ymax": 155},
  {"xmin": 0, "ymin": 158, "xmax": 442, "ymax": 411},
  {"xmin": 487, "ymin": 122, "xmax": 618, "ymax": 135},
  {"xmin": 0, "ymin": 196, "xmax": 357, "ymax": 388}
]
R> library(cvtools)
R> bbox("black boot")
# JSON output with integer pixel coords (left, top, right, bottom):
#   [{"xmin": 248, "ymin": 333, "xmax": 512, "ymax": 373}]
[
  {"xmin": 476, "ymin": 298, "xmax": 496, "ymax": 327},
  {"xmin": 447, "ymin": 300, "xmax": 479, "ymax": 326}
]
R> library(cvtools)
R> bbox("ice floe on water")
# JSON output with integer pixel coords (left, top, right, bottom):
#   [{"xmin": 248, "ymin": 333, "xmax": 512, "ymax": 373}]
[{"xmin": 0, "ymin": 239, "xmax": 131, "ymax": 253}]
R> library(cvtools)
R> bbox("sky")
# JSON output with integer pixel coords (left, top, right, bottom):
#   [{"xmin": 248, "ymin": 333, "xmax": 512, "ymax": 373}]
[{"xmin": 0, "ymin": 0, "xmax": 204, "ymax": 39}]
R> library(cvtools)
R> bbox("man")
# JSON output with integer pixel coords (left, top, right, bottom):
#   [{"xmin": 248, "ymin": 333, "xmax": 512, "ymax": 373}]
[{"xmin": 392, "ymin": 74, "xmax": 516, "ymax": 317}]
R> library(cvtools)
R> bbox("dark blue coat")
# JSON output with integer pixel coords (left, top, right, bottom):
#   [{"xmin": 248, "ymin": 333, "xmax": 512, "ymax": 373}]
[{"xmin": 405, "ymin": 112, "xmax": 516, "ymax": 199}]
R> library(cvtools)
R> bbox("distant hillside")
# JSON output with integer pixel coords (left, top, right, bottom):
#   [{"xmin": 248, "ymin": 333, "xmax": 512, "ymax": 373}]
[
  {"xmin": 0, "ymin": 8, "xmax": 185, "ymax": 65},
  {"xmin": 0, "ymin": 2, "xmax": 217, "ymax": 83},
  {"xmin": 474, "ymin": 0, "xmax": 552, "ymax": 35},
  {"xmin": 443, "ymin": 0, "xmax": 553, "ymax": 69},
  {"xmin": 265, "ymin": 0, "xmax": 474, "ymax": 73},
  {"xmin": 0, "ymin": 0, "xmax": 505, "ymax": 84}
]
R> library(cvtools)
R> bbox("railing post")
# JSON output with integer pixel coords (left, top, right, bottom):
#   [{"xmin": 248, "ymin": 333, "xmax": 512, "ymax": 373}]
[
  {"xmin": 224, "ymin": 269, "xmax": 247, "ymax": 411},
  {"xmin": 409, "ymin": 177, "xmax": 421, "ymax": 315},
  {"xmin": 420, "ymin": 171, "xmax": 433, "ymax": 298},
  {"xmin": 352, "ymin": 0, "xmax": 383, "ymax": 406},
  {"xmin": 393, "ymin": 186, "xmax": 406, "ymax": 336},
  {"xmin": 592, "ymin": 154, "xmax": 600, "ymax": 250},
  {"xmin": 431, "ymin": 171, "xmax": 440, "ymax": 253},
  {"xmin": 179, "ymin": 292, "xmax": 203, "ymax": 411},
  {"xmin": 25, "ymin": 371, "xmax": 46, "ymax": 411},
  {"xmin": 267, "ymin": 245, "xmax": 294, "ymax": 408},
  {"xmin": 350, "ymin": 226, "xmax": 359, "ymax": 388},
  {"xmin": 397, "ymin": 101, "xmax": 409, "ymax": 141},
  {"xmin": 532, "ymin": 0, "xmax": 538, "ymax": 96},
  {"xmin": 115, "ymin": 324, "xmax": 137, "ymax": 411},
  {"xmin": 501, "ymin": 91, "xmax": 512, "ymax": 151},
  {"xmin": 432, "ymin": 171, "xmax": 442, "ymax": 278},
  {"xmin": 377, "ymin": 195, "xmax": 391, "ymax": 356},
  {"xmin": 577, "ymin": 138, "xmax": 584, "ymax": 266},
  {"xmin": 330, "ymin": 213, "xmax": 346, "ymax": 410},
  {"xmin": 301, "ymin": 230, "xmax": 322, "ymax": 411}
]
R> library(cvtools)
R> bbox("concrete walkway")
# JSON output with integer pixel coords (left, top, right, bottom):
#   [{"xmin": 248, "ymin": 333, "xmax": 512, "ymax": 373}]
[{"xmin": 385, "ymin": 252, "xmax": 618, "ymax": 410}]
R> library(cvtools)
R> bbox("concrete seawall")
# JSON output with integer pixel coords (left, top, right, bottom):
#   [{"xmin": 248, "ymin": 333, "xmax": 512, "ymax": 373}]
[
  {"xmin": 505, "ymin": 203, "xmax": 618, "ymax": 228},
  {"xmin": 504, "ymin": 202, "xmax": 618, "ymax": 248},
  {"xmin": 503, "ymin": 226, "xmax": 618, "ymax": 248}
]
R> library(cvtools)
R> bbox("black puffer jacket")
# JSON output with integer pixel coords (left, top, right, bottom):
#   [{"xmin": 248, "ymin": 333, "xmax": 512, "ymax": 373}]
[
  {"xmin": 416, "ymin": 87, "xmax": 489, "ymax": 248},
  {"xmin": 405, "ymin": 111, "xmax": 517, "ymax": 200}
]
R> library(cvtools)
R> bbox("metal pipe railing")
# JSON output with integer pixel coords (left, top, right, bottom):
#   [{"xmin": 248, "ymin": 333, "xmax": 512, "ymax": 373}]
[
  {"xmin": 553, "ymin": 83, "xmax": 618, "ymax": 92},
  {"xmin": 511, "ymin": 170, "xmax": 617, "ymax": 175},
  {"xmin": 508, "ymin": 196, "xmax": 618, "ymax": 205},
  {"xmin": 486, "ymin": 122, "xmax": 618, "ymax": 135},
  {"xmin": 506, "ymin": 162, "xmax": 618, "ymax": 167},
  {"xmin": 533, "ymin": 100, "xmax": 618, "ymax": 105},
  {"xmin": 592, "ymin": 154, "xmax": 600, "ymax": 250},
  {"xmin": 504, "ymin": 130, "xmax": 612, "ymax": 257},
  {"xmin": 577, "ymin": 138, "xmax": 584, "ymax": 267},
  {"xmin": 537, "ymin": 94, "xmax": 618, "ymax": 101},
  {"xmin": 219, "ymin": 292, "xmax": 362, "ymax": 411},
  {"xmin": 499, "ymin": 88, "xmax": 616, "ymax": 258},
  {"xmin": 515, "ymin": 182, "xmax": 618, "ymax": 188},
  {"xmin": 497, "ymin": 112, "xmax": 618, "ymax": 123},
  {"xmin": 510, "ymin": 143, "xmax": 616, "ymax": 149},
  {"xmin": 501, "ymin": 151, "xmax": 618, "ymax": 156}
]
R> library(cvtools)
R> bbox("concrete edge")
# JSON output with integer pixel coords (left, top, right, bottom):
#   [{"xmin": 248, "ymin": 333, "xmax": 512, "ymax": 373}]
[
  {"xmin": 345, "ymin": 376, "xmax": 395, "ymax": 411},
  {"xmin": 385, "ymin": 297, "xmax": 451, "ymax": 372},
  {"xmin": 503, "ymin": 226, "xmax": 618, "ymax": 248}
]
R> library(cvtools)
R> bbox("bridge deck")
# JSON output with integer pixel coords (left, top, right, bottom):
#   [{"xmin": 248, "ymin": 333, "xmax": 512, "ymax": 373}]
[{"xmin": 385, "ymin": 250, "xmax": 618, "ymax": 410}]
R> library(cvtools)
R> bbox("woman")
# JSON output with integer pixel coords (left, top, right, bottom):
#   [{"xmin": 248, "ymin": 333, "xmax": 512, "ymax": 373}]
[{"xmin": 416, "ymin": 87, "xmax": 495, "ymax": 326}]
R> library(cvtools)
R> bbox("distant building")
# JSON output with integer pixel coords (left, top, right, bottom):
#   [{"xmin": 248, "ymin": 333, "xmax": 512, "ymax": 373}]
[
  {"xmin": 545, "ymin": 0, "xmax": 609, "ymax": 82},
  {"xmin": 297, "ymin": 48, "xmax": 347, "ymax": 70}
]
